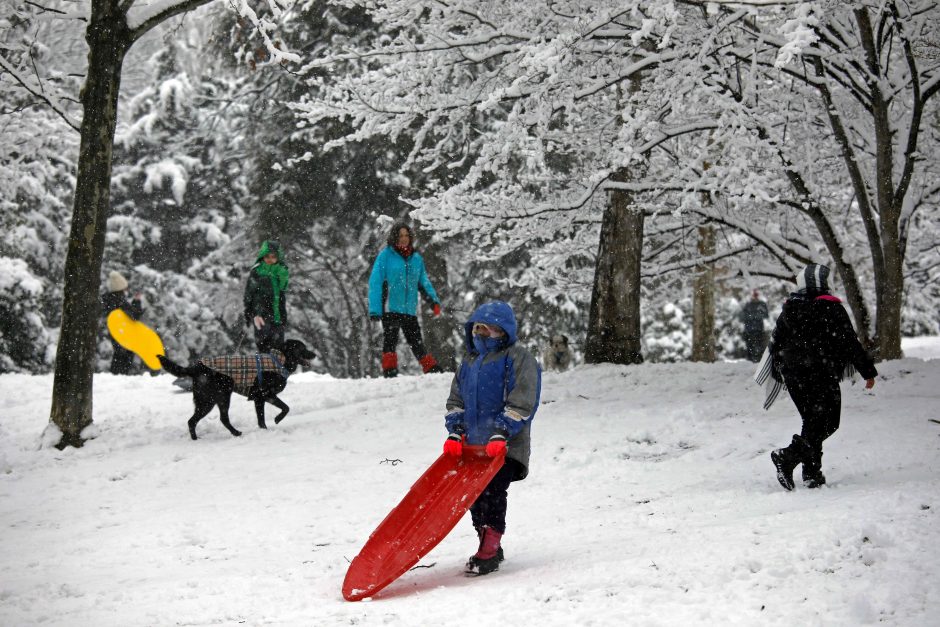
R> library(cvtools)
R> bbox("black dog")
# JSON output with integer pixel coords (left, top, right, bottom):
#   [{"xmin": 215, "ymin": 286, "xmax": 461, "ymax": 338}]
[{"xmin": 158, "ymin": 339, "xmax": 315, "ymax": 440}]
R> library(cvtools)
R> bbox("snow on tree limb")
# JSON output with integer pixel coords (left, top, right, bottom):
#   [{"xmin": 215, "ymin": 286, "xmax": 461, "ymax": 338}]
[
  {"xmin": 125, "ymin": 0, "xmax": 300, "ymax": 65},
  {"xmin": 0, "ymin": 54, "xmax": 80, "ymax": 131}
]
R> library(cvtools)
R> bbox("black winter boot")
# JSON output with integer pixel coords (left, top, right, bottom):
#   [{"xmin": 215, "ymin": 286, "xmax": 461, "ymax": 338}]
[
  {"xmin": 772, "ymin": 434, "xmax": 814, "ymax": 491},
  {"xmin": 771, "ymin": 435, "xmax": 804, "ymax": 491},
  {"xmin": 802, "ymin": 451, "xmax": 826, "ymax": 488},
  {"xmin": 771, "ymin": 449, "xmax": 797, "ymax": 491},
  {"xmin": 803, "ymin": 471, "xmax": 826, "ymax": 489}
]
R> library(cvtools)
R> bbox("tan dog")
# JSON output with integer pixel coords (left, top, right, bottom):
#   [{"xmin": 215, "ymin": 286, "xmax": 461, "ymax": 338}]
[{"xmin": 542, "ymin": 334, "xmax": 572, "ymax": 371}]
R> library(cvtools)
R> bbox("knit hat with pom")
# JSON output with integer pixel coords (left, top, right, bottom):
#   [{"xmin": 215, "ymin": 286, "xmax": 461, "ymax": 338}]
[
  {"xmin": 796, "ymin": 264, "xmax": 830, "ymax": 293},
  {"xmin": 106, "ymin": 271, "xmax": 128, "ymax": 293}
]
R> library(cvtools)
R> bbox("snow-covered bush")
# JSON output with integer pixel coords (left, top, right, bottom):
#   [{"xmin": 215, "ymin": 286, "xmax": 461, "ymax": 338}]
[
  {"xmin": 642, "ymin": 301, "xmax": 692, "ymax": 363},
  {"xmin": 0, "ymin": 258, "xmax": 56, "ymax": 372}
]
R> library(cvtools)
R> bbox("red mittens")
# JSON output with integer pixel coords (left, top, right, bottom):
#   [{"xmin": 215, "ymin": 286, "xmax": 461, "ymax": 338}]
[
  {"xmin": 443, "ymin": 434, "xmax": 463, "ymax": 456},
  {"xmin": 432, "ymin": 303, "xmax": 442, "ymax": 317},
  {"xmin": 485, "ymin": 434, "xmax": 507, "ymax": 457}
]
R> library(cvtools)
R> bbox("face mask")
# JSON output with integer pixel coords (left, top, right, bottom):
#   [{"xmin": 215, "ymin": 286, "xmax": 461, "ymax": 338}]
[{"xmin": 473, "ymin": 335, "xmax": 504, "ymax": 354}]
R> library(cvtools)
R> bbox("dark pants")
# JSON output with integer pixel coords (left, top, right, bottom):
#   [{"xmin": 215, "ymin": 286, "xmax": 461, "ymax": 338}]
[
  {"xmin": 782, "ymin": 372, "xmax": 841, "ymax": 475},
  {"xmin": 254, "ymin": 322, "xmax": 285, "ymax": 353},
  {"xmin": 110, "ymin": 341, "xmax": 136, "ymax": 375},
  {"xmin": 743, "ymin": 329, "xmax": 767, "ymax": 362},
  {"xmin": 382, "ymin": 313, "xmax": 428, "ymax": 359},
  {"xmin": 469, "ymin": 461, "xmax": 519, "ymax": 535}
]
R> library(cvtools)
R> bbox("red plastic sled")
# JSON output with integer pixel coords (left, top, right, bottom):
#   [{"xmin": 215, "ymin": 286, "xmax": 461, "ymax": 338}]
[{"xmin": 342, "ymin": 445, "xmax": 504, "ymax": 601}]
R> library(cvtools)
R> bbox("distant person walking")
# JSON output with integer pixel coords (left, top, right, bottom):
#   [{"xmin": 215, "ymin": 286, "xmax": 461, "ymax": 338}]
[
  {"xmin": 101, "ymin": 270, "xmax": 143, "ymax": 375},
  {"xmin": 759, "ymin": 264, "xmax": 878, "ymax": 491},
  {"xmin": 244, "ymin": 240, "xmax": 289, "ymax": 352},
  {"xmin": 368, "ymin": 222, "xmax": 443, "ymax": 377},
  {"xmin": 740, "ymin": 289, "xmax": 769, "ymax": 362}
]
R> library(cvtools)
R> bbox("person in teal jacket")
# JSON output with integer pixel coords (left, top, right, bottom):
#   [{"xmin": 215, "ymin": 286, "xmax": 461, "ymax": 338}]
[{"xmin": 367, "ymin": 223, "xmax": 442, "ymax": 377}]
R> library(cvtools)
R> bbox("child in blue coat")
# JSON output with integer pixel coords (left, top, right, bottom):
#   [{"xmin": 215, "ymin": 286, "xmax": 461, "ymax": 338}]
[{"xmin": 442, "ymin": 301, "xmax": 541, "ymax": 575}]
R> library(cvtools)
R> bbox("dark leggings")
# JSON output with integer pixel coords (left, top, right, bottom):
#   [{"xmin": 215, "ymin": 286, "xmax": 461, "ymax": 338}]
[
  {"xmin": 469, "ymin": 461, "xmax": 518, "ymax": 535},
  {"xmin": 110, "ymin": 343, "xmax": 135, "ymax": 375},
  {"xmin": 254, "ymin": 322, "xmax": 285, "ymax": 353},
  {"xmin": 382, "ymin": 313, "xmax": 428, "ymax": 359},
  {"xmin": 784, "ymin": 372, "xmax": 841, "ymax": 464}
]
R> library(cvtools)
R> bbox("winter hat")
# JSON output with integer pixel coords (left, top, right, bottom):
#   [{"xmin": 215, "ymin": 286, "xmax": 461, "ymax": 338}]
[
  {"xmin": 796, "ymin": 264, "xmax": 830, "ymax": 293},
  {"xmin": 256, "ymin": 240, "xmax": 282, "ymax": 262},
  {"xmin": 106, "ymin": 270, "xmax": 128, "ymax": 293}
]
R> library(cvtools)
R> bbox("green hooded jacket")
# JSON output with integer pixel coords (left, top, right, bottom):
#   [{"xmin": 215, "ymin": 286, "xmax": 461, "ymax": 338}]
[{"xmin": 244, "ymin": 241, "xmax": 289, "ymax": 325}]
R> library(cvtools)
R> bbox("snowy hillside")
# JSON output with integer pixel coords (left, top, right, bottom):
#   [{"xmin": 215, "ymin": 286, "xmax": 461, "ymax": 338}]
[{"xmin": 1, "ymin": 343, "xmax": 939, "ymax": 626}]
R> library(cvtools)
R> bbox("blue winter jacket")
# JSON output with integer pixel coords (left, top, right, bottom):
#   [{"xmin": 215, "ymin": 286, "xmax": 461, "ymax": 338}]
[
  {"xmin": 445, "ymin": 301, "xmax": 541, "ymax": 480},
  {"xmin": 367, "ymin": 247, "xmax": 439, "ymax": 317}
]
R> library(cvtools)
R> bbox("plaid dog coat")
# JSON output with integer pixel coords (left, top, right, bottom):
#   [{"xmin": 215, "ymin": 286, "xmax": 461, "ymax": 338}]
[{"xmin": 199, "ymin": 349, "xmax": 289, "ymax": 397}]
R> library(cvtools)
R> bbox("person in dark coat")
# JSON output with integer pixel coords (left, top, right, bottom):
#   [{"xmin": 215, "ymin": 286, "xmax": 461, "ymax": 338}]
[
  {"xmin": 367, "ymin": 223, "xmax": 442, "ymax": 377},
  {"xmin": 768, "ymin": 264, "xmax": 877, "ymax": 491},
  {"xmin": 442, "ymin": 301, "xmax": 541, "ymax": 575},
  {"xmin": 739, "ymin": 289, "xmax": 769, "ymax": 362},
  {"xmin": 101, "ymin": 270, "xmax": 143, "ymax": 375},
  {"xmin": 244, "ymin": 241, "xmax": 289, "ymax": 352}
]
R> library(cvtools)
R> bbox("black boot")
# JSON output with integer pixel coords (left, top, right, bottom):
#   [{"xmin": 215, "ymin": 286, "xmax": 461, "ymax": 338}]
[
  {"xmin": 771, "ymin": 434, "xmax": 807, "ymax": 491},
  {"xmin": 803, "ymin": 471, "xmax": 826, "ymax": 489},
  {"xmin": 771, "ymin": 448, "xmax": 797, "ymax": 491},
  {"xmin": 382, "ymin": 368, "xmax": 398, "ymax": 378},
  {"xmin": 802, "ymin": 451, "xmax": 826, "ymax": 488}
]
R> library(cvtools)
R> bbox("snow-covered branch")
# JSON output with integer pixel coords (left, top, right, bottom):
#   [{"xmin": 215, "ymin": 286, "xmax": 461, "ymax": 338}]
[
  {"xmin": 0, "ymin": 54, "xmax": 79, "ymax": 131},
  {"xmin": 127, "ymin": 0, "xmax": 215, "ymax": 42},
  {"xmin": 126, "ymin": 0, "xmax": 301, "ymax": 65},
  {"xmin": 641, "ymin": 244, "xmax": 754, "ymax": 278}
]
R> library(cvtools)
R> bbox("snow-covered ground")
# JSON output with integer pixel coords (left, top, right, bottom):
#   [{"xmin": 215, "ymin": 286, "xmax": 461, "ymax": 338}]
[{"xmin": 1, "ymin": 338, "xmax": 939, "ymax": 626}]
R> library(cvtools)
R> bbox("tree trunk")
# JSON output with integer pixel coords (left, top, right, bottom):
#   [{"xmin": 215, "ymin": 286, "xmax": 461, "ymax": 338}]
[
  {"xmin": 859, "ymin": 5, "xmax": 902, "ymax": 360},
  {"xmin": 419, "ymin": 240, "xmax": 457, "ymax": 372},
  {"xmin": 584, "ymin": 180, "xmax": 644, "ymax": 365},
  {"xmin": 691, "ymin": 224, "xmax": 715, "ymax": 362},
  {"xmin": 877, "ymin": 218, "xmax": 904, "ymax": 360},
  {"xmin": 48, "ymin": 4, "xmax": 129, "ymax": 448}
]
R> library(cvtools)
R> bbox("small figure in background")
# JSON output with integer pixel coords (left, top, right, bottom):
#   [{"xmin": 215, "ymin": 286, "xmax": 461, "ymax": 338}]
[
  {"xmin": 367, "ymin": 222, "xmax": 443, "ymax": 377},
  {"xmin": 541, "ymin": 334, "xmax": 572, "ymax": 371},
  {"xmin": 101, "ymin": 270, "xmax": 143, "ymax": 375},
  {"xmin": 740, "ymin": 289, "xmax": 769, "ymax": 362},
  {"xmin": 244, "ymin": 241, "xmax": 289, "ymax": 353}
]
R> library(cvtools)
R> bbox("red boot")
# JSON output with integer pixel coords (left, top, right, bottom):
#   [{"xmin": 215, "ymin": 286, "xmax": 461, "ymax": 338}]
[
  {"xmin": 381, "ymin": 352, "xmax": 398, "ymax": 378},
  {"xmin": 466, "ymin": 526, "xmax": 503, "ymax": 576},
  {"xmin": 419, "ymin": 354, "xmax": 442, "ymax": 374}
]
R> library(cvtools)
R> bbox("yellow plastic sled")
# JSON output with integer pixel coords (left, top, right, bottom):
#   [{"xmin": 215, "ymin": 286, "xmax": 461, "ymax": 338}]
[{"xmin": 106, "ymin": 309, "xmax": 165, "ymax": 371}]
